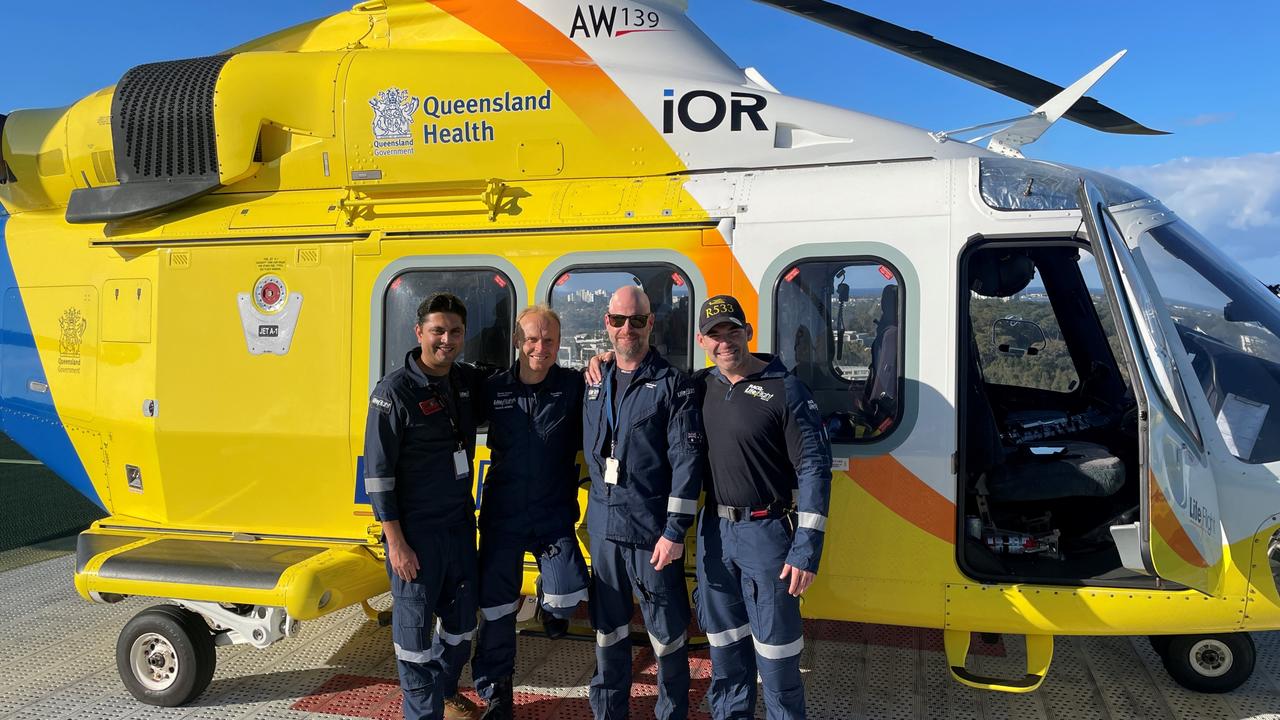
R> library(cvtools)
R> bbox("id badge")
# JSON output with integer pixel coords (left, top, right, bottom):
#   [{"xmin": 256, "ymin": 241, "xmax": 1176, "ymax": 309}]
[
  {"xmin": 453, "ymin": 449, "xmax": 470, "ymax": 479},
  {"xmin": 604, "ymin": 457, "xmax": 620, "ymax": 485}
]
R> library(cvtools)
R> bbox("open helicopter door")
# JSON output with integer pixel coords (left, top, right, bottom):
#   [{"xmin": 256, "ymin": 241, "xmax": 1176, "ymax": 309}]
[{"xmin": 1078, "ymin": 180, "xmax": 1226, "ymax": 595}]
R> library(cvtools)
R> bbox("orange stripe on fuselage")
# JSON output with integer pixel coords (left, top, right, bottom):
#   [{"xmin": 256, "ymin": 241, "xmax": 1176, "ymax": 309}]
[
  {"xmin": 428, "ymin": 0, "xmax": 682, "ymax": 172},
  {"xmin": 850, "ymin": 455, "xmax": 954, "ymax": 543},
  {"xmin": 1149, "ymin": 471, "xmax": 1209, "ymax": 569}
]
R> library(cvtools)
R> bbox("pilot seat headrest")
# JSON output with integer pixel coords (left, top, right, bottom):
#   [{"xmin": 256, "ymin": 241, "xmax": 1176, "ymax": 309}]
[{"xmin": 969, "ymin": 248, "xmax": 1035, "ymax": 298}]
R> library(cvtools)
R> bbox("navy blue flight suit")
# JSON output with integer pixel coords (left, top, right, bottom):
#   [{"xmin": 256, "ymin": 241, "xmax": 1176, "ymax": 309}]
[
  {"xmin": 583, "ymin": 349, "xmax": 704, "ymax": 720},
  {"xmin": 472, "ymin": 363, "xmax": 590, "ymax": 701},
  {"xmin": 694, "ymin": 355, "xmax": 832, "ymax": 719},
  {"xmin": 364, "ymin": 349, "xmax": 490, "ymax": 720}
]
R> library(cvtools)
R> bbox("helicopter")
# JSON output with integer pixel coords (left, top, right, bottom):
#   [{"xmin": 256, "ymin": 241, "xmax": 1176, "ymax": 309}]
[{"xmin": 1, "ymin": 0, "xmax": 1277, "ymax": 707}]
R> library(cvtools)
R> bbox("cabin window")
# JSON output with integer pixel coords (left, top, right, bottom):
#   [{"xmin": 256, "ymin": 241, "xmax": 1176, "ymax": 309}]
[
  {"xmin": 774, "ymin": 259, "xmax": 903, "ymax": 443},
  {"xmin": 382, "ymin": 268, "xmax": 516, "ymax": 376},
  {"xmin": 548, "ymin": 264, "xmax": 693, "ymax": 371}
]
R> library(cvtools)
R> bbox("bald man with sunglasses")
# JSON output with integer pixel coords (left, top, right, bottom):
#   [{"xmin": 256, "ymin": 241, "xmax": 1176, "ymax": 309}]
[{"xmin": 582, "ymin": 285, "xmax": 703, "ymax": 720}]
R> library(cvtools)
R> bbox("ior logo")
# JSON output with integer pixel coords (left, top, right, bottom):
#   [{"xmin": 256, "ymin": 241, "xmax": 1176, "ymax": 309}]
[
  {"xmin": 370, "ymin": 88, "xmax": 419, "ymax": 140},
  {"xmin": 570, "ymin": 4, "xmax": 665, "ymax": 38},
  {"xmin": 662, "ymin": 89, "xmax": 767, "ymax": 133},
  {"xmin": 744, "ymin": 384, "xmax": 775, "ymax": 402}
]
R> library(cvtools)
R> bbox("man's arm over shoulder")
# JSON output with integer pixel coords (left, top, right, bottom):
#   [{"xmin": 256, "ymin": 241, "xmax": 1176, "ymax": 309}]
[
  {"xmin": 364, "ymin": 380, "xmax": 405, "ymax": 523},
  {"xmin": 782, "ymin": 373, "xmax": 833, "ymax": 573},
  {"xmin": 661, "ymin": 370, "xmax": 704, "ymax": 542}
]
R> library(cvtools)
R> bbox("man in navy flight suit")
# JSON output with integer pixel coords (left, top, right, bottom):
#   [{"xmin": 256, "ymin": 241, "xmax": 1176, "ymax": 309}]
[
  {"xmin": 583, "ymin": 285, "xmax": 703, "ymax": 720},
  {"xmin": 364, "ymin": 292, "xmax": 488, "ymax": 720},
  {"xmin": 693, "ymin": 295, "xmax": 832, "ymax": 719},
  {"xmin": 471, "ymin": 305, "xmax": 590, "ymax": 720}
]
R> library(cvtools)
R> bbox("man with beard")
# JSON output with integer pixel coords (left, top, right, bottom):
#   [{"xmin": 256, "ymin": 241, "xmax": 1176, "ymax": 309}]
[
  {"xmin": 364, "ymin": 292, "xmax": 487, "ymax": 720},
  {"xmin": 693, "ymin": 295, "xmax": 832, "ymax": 719},
  {"xmin": 582, "ymin": 285, "xmax": 703, "ymax": 720},
  {"xmin": 471, "ymin": 305, "xmax": 589, "ymax": 720}
]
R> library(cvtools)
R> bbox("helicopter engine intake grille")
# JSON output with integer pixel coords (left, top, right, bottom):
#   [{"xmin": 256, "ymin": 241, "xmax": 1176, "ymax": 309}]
[{"xmin": 113, "ymin": 55, "xmax": 231, "ymax": 182}]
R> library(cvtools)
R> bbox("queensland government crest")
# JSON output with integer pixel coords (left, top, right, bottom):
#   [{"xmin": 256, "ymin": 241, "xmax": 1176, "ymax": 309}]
[
  {"xmin": 370, "ymin": 87, "xmax": 419, "ymax": 140},
  {"xmin": 57, "ymin": 307, "xmax": 87, "ymax": 373}
]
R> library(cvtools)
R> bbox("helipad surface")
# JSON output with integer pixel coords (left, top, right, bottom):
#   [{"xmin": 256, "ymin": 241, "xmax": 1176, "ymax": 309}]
[{"xmin": 0, "ymin": 549, "xmax": 1278, "ymax": 720}]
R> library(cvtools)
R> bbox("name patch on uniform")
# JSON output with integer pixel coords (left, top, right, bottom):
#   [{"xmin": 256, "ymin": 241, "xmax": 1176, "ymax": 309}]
[
  {"xmin": 371, "ymin": 395, "xmax": 393, "ymax": 414},
  {"xmin": 744, "ymin": 384, "xmax": 774, "ymax": 402},
  {"xmin": 419, "ymin": 398, "xmax": 444, "ymax": 416},
  {"xmin": 587, "ymin": 385, "xmax": 602, "ymax": 400}
]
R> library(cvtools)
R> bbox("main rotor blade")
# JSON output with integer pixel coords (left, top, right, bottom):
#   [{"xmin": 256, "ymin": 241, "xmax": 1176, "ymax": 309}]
[{"xmin": 755, "ymin": 0, "xmax": 1168, "ymax": 135}]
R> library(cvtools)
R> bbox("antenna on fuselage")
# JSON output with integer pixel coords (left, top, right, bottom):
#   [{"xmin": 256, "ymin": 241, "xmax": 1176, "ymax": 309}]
[{"xmin": 754, "ymin": 0, "xmax": 1167, "ymax": 137}]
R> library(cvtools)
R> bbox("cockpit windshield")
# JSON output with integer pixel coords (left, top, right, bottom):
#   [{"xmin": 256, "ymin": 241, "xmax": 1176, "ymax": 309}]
[{"xmin": 1132, "ymin": 220, "xmax": 1280, "ymax": 463}]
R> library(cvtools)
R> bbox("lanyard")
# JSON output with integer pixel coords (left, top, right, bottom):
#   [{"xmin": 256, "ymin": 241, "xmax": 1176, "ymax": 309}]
[
  {"xmin": 430, "ymin": 374, "xmax": 465, "ymax": 451},
  {"xmin": 603, "ymin": 366, "xmax": 634, "ymax": 454}
]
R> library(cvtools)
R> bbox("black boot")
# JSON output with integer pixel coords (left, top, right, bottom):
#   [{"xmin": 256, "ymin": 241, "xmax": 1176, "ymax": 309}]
[
  {"xmin": 542, "ymin": 614, "xmax": 569, "ymax": 640},
  {"xmin": 480, "ymin": 676, "xmax": 513, "ymax": 720}
]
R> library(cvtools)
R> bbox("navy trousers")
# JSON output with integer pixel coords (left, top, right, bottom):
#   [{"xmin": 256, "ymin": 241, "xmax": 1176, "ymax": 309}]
[
  {"xmin": 589, "ymin": 535, "xmax": 691, "ymax": 720},
  {"xmin": 388, "ymin": 523, "xmax": 478, "ymax": 720},
  {"xmin": 695, "ymin": 512, "xmax": 806, "ymax": 719},
  {"xmin": 472, "ymin": 527, "xmax": 589, "ymax": 699}
]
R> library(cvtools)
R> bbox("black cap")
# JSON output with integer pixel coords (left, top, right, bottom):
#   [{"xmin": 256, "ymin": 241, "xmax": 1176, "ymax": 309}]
[{"xmin": 698, "ymin": 294, "xmax": 747, "ymax": 334}]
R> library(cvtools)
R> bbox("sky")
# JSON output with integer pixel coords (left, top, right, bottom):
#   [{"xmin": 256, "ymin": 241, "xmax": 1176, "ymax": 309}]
[{"xmin": 2, "ymin": 1, "xmax": 1278, "ymax": 277}]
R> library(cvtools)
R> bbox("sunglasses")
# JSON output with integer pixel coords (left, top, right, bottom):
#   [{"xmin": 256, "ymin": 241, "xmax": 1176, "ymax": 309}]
[{"xmin": 606, "ymin": 313, "xmax": 651, "ymax": 329}]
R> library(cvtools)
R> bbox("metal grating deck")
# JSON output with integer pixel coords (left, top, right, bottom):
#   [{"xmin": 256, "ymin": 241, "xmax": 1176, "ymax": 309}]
[{"xmin": 0, "ymin": 555, "xmax": 1277, "ymax": 719}]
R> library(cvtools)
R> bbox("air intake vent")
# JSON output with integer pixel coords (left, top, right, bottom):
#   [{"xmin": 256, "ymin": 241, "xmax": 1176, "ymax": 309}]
[
  {"xmin": 67, "ymin": 55, "xmax": 233, "ymax": 224},
  {"xmin": 113, "ymin": 55, "xmax": 231, "ymax": 182}
]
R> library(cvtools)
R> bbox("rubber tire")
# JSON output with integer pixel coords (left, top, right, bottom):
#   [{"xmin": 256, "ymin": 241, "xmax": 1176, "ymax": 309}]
[
  {"xmin": 1160, "ymin": 633, "xmax": 1255, "ymax": 694},
  {"xmin": 116, "ymin": 605, "xmax": 217, "ymax": 707},
  {"xmin": 1148, "ymin": 635, "xmax": 1173, "ymax": 657}
]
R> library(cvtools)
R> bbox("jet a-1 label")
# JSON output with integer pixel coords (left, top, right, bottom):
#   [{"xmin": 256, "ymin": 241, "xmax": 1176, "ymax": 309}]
[
  {"xmin": 570, "ymin": 5, "xmax": 667, "ymax": 38},
  {"xmin": 662, "ymin": 90, "xmax": 768, "ymax": 133}
]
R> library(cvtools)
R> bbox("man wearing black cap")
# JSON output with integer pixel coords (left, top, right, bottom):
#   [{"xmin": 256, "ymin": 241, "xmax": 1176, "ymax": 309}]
[{"xmin": 693, "ymin": 294, "xmax": 832, "ymax": 719}]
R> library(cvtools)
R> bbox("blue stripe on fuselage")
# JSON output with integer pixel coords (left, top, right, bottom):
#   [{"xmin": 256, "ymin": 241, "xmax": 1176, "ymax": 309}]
[{"xmin": 0, "ymin": 211, "xmax": 102, "ymax": 509}]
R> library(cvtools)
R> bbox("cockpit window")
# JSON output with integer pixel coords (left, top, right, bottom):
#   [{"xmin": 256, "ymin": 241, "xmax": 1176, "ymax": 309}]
[
  {"xmin": 979, "ymin": 158, "xmax": 1149, "ymax": 212},
  {"xmin": 1135, "ymin": 221, "xmax": 1280, "ymax": 463}
]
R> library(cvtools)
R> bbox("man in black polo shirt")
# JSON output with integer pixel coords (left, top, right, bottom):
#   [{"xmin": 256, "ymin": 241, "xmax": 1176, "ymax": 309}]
[{"xmin": 693, "ymin": 294, "xmax": 832, "ymax": 719}]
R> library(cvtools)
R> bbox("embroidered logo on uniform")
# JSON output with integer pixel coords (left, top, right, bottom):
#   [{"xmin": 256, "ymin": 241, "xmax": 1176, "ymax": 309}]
[
  {"xmin": 371, "ymin": 396, "xmax": 393, "ymax": 414},
  {"xmin": 460, "ymin": 390, "xmax": 471, "ymax": 398},
  {"xmin": 644, "ymin": 382, "xmax": 657, "ymax": 389},
  {"xmin": 686, "ymin": 431, "xmax": 704, "ymax": 447},
  {"xmin": 496, "ymin": 391, "xmax": 514, "ymax": 398},
  {"xmin": 744, "ymin": 384, "xmax": 774, "ymax": 402},
  {"xmin": 419, "ymin": 398, "xmax": 443, "ymax": 416},
  {"xmin": 492, "ymin": 397, "xmax": 516, "ymax": 410},
  {"xmin": 677, "ymin": 388, "xmax": 695, "ymax": 398},
  {"xmin": 807, "ymin": 399, "xmax": 819, "ymax": 411},
  {"xmin": 587, "ymin": 385, "xmax": 602, "ymax": 400}
]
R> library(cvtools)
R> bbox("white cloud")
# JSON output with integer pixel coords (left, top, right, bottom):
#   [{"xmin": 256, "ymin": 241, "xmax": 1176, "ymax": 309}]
[
  {"xmin": 1109, "ymin": 153, "xmax": 1280, "ymax": 233},
  {"xmin": 1106, "ymin": 153, "xmax": 1280, "ymax": 280},
  {"xmin": 1181, "ymin": 113, "xmax": 1233, "ymax": 128}
]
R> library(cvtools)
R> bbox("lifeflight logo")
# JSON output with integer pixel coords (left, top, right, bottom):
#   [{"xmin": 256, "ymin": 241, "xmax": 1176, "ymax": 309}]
[{"xmin": 662, "ymin": 89, "xmax": 768, "ymax": 133}]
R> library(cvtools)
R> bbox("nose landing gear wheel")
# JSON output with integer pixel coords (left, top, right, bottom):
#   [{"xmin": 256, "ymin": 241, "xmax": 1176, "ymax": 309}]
[
  {"xmin": 1158, "ymin": 633, "xmax": 1255, "ymax": 694},
  {"xmin": 116, "ymin": 605, "xmax": 217, "ymax": 706}
]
